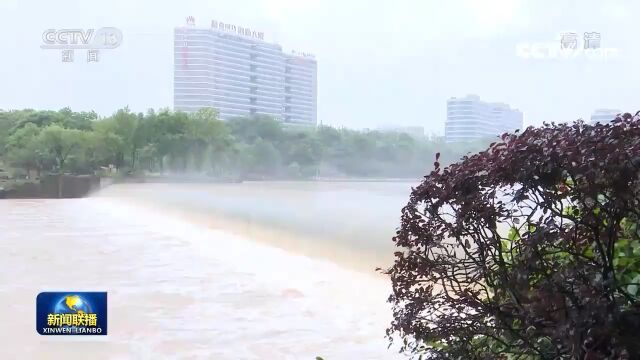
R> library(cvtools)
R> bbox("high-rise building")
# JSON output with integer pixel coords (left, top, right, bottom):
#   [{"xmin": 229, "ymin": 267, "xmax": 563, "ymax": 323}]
[
  {"xmin": 284, "ymin": 53, "xmax": 317, "ymax": 125},
  {"xmin": 590, "ymin": 108, "xmax": 621, "ymax": 125},
  {"xmin": 445, "ymin": 95, "xmax": 523, "ymax": 143},
  {"xmin": 174, "ymin": 18, "xmax": 317, "ymax": 125}
]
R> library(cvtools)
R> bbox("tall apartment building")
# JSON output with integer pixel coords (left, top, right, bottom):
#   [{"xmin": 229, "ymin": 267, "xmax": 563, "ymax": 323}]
[
  {"xmin": 284, "ymin": 53, "xmax": 317, "ymax": 125},
  {"xmin": 445, "ymin": 95, "xmax": 523, "ymax": 143},
  {"xmin": 590, "ymin": 108, "xmax": 621, "ymax": 125},
  {"xmin": 174, "ymin": 18, "xmax": 317, "ymax": 125}
]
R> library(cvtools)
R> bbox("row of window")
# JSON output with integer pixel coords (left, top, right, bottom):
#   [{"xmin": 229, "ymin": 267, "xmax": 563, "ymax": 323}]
[
  {"xmin": 175, "ymin": 30, "xmax": 283, "ymax": 51},
  {"xmin": 284, "ymin": 97, "xmax": 315, "ymax": 107},
  {"xmin": 174, "ymin": 31, "xmax": 283, "ymax": 55},
  {"xmin": 174, "ymin": 78, "xmax": 282, "ymax": 95},
  {"xmin": 284, "ymin": 106, "xmax": 315, "ymax": 116},
  {"xmin": 285, "ymin": 70, "xmax": 315, "ymax": 81},
  {"xmin": 284, "ymin": 59, "xmax": 317, "ymax": 69},
  {"xmin": 175, "ymin": 82, "xmax": 283, "ymax": 93},
  {"xmin": 175, "ymin": 59, "xmax": 285, "ymax": 78},
  {"xmin": 284, "ymin": 100, "xmax": 315, "ymax": 109},
  {"xmin": 175, "ymin": 67, "xmax": 284, "ymax": 83},
  {"xmin": 173, "ymin": 43, "xmax": 283, "ymax": 65},
  {"xmin": 176, "ymin": 63, "xmax": 284, "ymax": 81},
  {"xmin": 174, "ymin": 75, "xmax": 284, "ymax": 91},
  {"xmin": 175, "ymin": 87, "xmax": 283, "ymax": 100},
  {"xmin": 175, "ymin": 50, "xmax": 285, "ymax": 71},
  {"xmin": 174, "ymin": 43, "xmax": 284, "ymax": 63},
  {"xmin": 174, "ymin": 95, "xmax": 284, "ymax": 108},
  {"xmin": 284, "ymin": 60, "xmax": 317, "ymax": 69},
  {"xmin": 174, "ymin": 34, "xmax": 316, "ymax": 72},
  {"xmin": 173, "ymin": 36, "xmax": 284, "ymax": 57},
  {"xmin": 174, "ymin": 91, "xmax": 313, "ymax": 108},
  {"xmin": 175, "ymin": 94, "xmax": 283, "ymax": 106},
  {"xmin": 285, "ymin": 64, "xmax": 317, "ymax": 74},
  {"xmin": 285, "ymin": 76, "xmax": 314, "ymax": 87},
  {"xmin": 284, "ymin": 83, "xmax": 314, "ymax": 94}
]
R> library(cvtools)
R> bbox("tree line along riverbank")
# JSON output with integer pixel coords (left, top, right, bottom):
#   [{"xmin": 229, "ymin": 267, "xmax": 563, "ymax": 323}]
[{"xmin": 0, "ymin": 107, "xmax": 492, "ymax": 195}]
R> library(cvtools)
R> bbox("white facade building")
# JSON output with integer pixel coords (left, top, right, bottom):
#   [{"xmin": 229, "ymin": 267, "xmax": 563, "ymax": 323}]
[
  {"xmin": 174, "ymin": 19, "xmax": 317, "ymax": 126},
  {"xmin": 445, "ymin": 95, "xmax": 523, "ymax": 143},
  {"xmin": 283, "ymin": 53, "xmax": 317, "ymax": 125}
]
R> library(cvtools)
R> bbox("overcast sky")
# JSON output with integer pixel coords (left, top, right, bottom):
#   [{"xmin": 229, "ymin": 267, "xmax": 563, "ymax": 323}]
[{"xmin": 0, "ymin": 0, "xmax": 638, "ymax": 134}]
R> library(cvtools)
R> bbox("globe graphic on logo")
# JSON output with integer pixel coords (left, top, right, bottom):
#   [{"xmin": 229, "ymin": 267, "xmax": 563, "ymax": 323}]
[{"xmin": 53, "ymin": 295, "xmax": 92, "ymax": 315}]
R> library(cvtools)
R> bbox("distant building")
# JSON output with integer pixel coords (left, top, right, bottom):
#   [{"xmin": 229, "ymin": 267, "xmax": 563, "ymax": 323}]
[
  {"xmin": 174, "ymin": 18, "xmax": 317, "ymax": 126},
  {"xmin": 283, "ymin": 53, "xmax": 318, "ymax": 125},
  {"xmin": 590, "ymin": 108, "xmax": 621, "ymax": 125},
  {"xmin": 445, "ymin": 95, "xmax": 523, "ymax": 143}
]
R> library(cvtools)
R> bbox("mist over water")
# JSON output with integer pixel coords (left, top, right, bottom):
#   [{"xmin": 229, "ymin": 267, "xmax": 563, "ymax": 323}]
[
  {"xmin": 0, "ymin": 181, "xmax": 416, "ymax": 359},
  {"xmin": 96, "ymin": 181, "xmax": 415, "ymax": 272}
]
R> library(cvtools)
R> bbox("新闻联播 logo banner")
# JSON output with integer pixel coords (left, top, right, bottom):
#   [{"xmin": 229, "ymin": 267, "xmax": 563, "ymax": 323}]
[{"xmin": 36, "ymin": 292, "xmax": 107, "ymax": 335}]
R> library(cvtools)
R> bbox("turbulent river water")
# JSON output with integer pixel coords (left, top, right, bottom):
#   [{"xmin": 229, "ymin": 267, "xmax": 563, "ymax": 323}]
[{"xmin": 0, "ymin": 181, "xmax": 417, "ymax": 359}]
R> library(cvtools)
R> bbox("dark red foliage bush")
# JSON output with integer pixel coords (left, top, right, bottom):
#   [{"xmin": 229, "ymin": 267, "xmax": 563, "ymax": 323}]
[{"xmin": 385, "ymin": 114, "xmax": 640, "ymax": 359}]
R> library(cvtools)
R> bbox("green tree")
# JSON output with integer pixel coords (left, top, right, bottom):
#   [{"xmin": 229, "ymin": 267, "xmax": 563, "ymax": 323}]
[
  {"xmin": 187, "ymin": 108, "xmax": 228, "ymax": 172},
  {"xmin": 249, "ymin": 139, "xmax": 282, "ymax": 176},
  {"xmin": 58, "ymin": 107, "xmax": 97, "ymax": 131},
  {"xmin": 95, "ymin": 107, "xmax": 138, "ymax": 170},
  {"xmin": 284, "ymin": 132, "xmax": 322, "ymax": 176},
  {"xmin": 10, "ymin": 110, "xmax": 64, "ymax": 132},
  {"xmin": 38, "ymin": 125, "xmax": 86, "ymax": 197},
  {"xmin": 138, "ymin": 143, "xmax": 159, "ymax": 173},
  {"xmin": 38, "ymin": 125, "xmax": 84, "ymax": 172},
  {"xmin": 5, "ymin": 123, "xmax": 46, "ymax": 177},
  {"xmin": 0, "ymin": 107, "xmax": 505, "ymax": 180},
  {"xmin": 228, "ymin": 116, "xmax": 284, "ymax": 144},
  {"xmin": 0, "ymin": 111, "xmax": 22, "ymax": 154}
]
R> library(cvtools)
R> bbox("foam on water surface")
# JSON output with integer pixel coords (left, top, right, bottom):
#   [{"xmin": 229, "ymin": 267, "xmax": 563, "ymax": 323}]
[{"xmin": 0, "ymin": 196, "xmax": 405, "ymax": 359}]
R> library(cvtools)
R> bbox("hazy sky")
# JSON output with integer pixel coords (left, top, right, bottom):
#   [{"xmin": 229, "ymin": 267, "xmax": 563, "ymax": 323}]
[{"xmin": 0, "ymin": 0, "xmax": 638, "ymax": 134}]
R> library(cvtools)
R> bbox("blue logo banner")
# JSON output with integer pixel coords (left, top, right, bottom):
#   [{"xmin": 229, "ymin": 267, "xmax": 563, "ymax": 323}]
[{"xmin": 36, "ymin": 292, "xmax": 107, "ymax": 335}]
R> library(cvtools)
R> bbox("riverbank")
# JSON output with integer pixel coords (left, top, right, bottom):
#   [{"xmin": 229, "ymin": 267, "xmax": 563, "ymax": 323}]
[
  {"xmin": 0, "ymin": 173, "xmax": 419, "ymax": 199},
  {"xmin": 0, "ymin": 175, "xmax": 101, "ymax": 199},
  {"xmin": 116, "ymin": 174, "xmax": 418, "ymax": 184}
]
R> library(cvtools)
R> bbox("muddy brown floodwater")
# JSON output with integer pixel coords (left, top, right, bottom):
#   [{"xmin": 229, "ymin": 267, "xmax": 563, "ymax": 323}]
[{"xmin": 0, "ymin": 181, "xmax": 418, "ymax": 359}]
